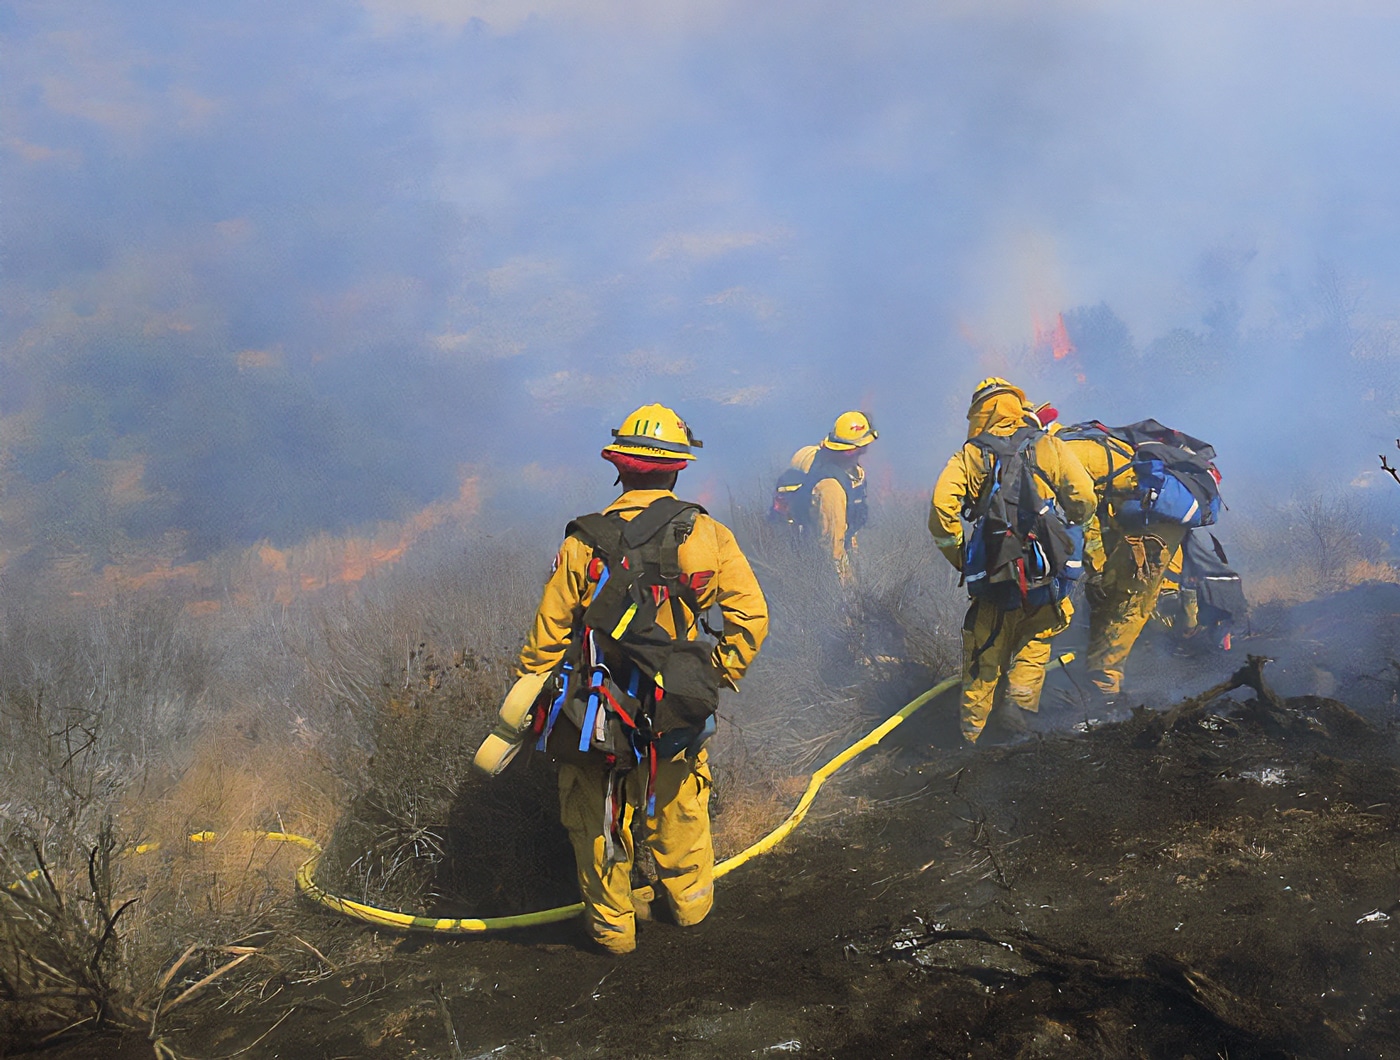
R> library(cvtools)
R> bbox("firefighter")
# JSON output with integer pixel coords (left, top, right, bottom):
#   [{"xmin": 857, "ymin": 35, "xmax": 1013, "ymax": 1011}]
[
  {"xmin": 515, "ymin": 404, "xmax": 769, "ymax": 954},
  {"xmin": 773, "ymin": 411, "xmax": 877, "ymax": 584},
  {"xmin": 929, "ymin": 379, "xmax": 1096, "ymax": 744},
  {"xmin": 1053, "ymin": 418, "xmax": 1190, "ymax": 700}
]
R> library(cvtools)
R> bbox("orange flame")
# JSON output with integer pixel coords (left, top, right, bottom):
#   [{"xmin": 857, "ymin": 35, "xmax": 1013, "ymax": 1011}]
[
  {"xmin": 1033, "ymin": 312, "xmax": 1075, "ymax": 361},
  {"xmin": 82, "ymin": 475, "xmax": 483, "ymax": 613},
  {"xmin": 276, "ymin": 475, "xmax": 481, "ymax": 598}
]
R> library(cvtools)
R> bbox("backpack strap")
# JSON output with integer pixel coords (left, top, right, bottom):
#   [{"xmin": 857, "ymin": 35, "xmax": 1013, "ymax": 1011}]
[
  {"xmin": 620, "ymin": 496, "xmax": 706, "ymax": 550},
  {"xmin": 1062, "ymin": 421, "xmax": 1136, "ymax": 495},
  {"xmin": 798, "ymin": 450, "xmax": 843, "ymax": 508},
  {"xmin": 965, "ymin": 428, "xmax": 1031, "ymax": 460},
  {"xmin": 965, "ymin": 426, "xmax": 1041, "ymax": 519},
  {"xmin": 660, "ymin": 507, "xmax": 703, "ymax": 635},
  {"xmin": 565, "ymin": 512, "xmax": 625, "ymax": 556},
  {"xmin": 566, "ymin": 497, "xmax": 706, "ymax": 559}
]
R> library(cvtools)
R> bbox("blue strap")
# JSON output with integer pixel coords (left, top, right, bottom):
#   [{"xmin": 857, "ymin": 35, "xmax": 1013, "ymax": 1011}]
[
  {"xmin": 578, "ymin": 689, "xmax": 600, "ymax": 752},
  {"xmin": 535, "ymin": 665, "xmax": 571, "ymax": 751}
]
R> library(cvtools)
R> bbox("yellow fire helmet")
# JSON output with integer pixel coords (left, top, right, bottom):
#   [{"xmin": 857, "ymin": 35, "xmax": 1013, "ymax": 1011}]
[
  {"xmin": 822, "ymin": 410, "xmax": 878, "ymax": 451},
  {"xmin": 602, "ymin": 403, "xmax": 703, "ymax": 461},
  {"xmin": 969, "ymin": 376, "xmax": 1027, "ymax": 407}
]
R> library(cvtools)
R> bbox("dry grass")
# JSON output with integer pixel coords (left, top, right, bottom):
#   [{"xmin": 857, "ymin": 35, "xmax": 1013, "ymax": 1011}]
[
  {"xmin": 721, "ymin": 488, "xmax": 962, "ymax": 760},
  {"xmin": 1226, "ymin": 487, "xmax": 1400, "ymax": 605},
  {"xmin": 0, "ymin": 520, "xmax": 553, "ymax": 1047}
]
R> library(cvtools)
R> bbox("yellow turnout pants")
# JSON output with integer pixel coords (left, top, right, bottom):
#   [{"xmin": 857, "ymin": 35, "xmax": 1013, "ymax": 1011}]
[
  {"xmin": 1086, "ymin": 524, "xmax": 1187, "ymax": 694},
  {"xmin": 555, "ymin": 747, "xmax": 714, "ymax": 954},
  {"xmin": 960, "ymin": 596, "xmax": 1073, "ymax": 743}
]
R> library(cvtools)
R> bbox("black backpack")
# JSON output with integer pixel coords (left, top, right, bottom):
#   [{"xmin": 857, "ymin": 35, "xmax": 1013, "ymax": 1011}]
[
  {"xmin": 534, "ymin": 497, "xmax": 720, "ymax": 772},
  {"xmin": 1061, "ymin": 419, "xmax": 1222, "ymax": 529},
  {"xmin": 1180, "ymin": 530, "xmax": 1247, "ymax": 625},
  {"xmin": 769, "ymin": 450, "xmax": 868, "ymax": 542},
  {"xmin": 962, "ymin": 426, "xmax": 1083, "ymax": 610}
]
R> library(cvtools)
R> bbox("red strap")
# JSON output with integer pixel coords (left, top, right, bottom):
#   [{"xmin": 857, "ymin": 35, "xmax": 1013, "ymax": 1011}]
[
  {"xmin": 684, "ymin": 570, "xmax": 714, "ymax": 592},
  {"xmin": 594, "ymin": 683, "xmax": 636, "ymax": 730}
]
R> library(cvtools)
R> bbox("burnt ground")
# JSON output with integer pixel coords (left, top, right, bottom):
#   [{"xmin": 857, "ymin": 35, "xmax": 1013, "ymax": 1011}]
[{"xmin": 34, "ymin": 583, "xmax": 1400, "ymax": 1059}]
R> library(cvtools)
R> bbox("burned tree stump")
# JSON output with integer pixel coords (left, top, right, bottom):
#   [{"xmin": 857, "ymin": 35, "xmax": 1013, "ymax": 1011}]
[
  {"xmin": 1131, "ymin": 655, "xmax": 1371, "ymax": 747},
  {"xmin": 1132, "ymin": 655, "xmax": 1283, "ymax": 747}
]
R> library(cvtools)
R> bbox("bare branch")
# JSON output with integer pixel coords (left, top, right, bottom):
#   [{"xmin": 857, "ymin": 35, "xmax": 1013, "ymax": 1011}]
[{"xmin": 1381, "ymin": 451, "xmax": 1400, "ymax": 485}]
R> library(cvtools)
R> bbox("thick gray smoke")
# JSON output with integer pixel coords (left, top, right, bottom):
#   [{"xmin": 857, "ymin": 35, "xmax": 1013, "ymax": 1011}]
[{"xmin": 5, "ymin": 1, "xmax": 1400, "ymax": 564}]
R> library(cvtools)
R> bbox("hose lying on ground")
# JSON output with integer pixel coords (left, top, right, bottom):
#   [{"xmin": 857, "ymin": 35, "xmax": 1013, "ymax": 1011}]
[{"xmin": 188, "ymin": 653, "xmax": 1075, "ymax": 934}]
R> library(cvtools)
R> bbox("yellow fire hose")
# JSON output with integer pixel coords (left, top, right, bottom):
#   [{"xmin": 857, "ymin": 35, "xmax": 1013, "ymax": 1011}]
[{"xmin": 181, "ymin": 653, "xmax": 1073, "ymax": 934}]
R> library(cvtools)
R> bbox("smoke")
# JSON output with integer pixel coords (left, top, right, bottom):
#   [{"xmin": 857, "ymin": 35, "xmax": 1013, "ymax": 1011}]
[{"xmin": 6, "ymin": 1, "xmax": 1400, "ymax": 567}]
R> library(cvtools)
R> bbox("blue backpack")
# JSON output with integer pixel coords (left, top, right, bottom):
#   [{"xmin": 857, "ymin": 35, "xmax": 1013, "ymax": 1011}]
[
  {"xmin": 1062, "ymin": 419, "xmax": 1222, "ymax": 529},
  {"xmin": 962, "ymin": 426, "xmax": 1084, "ymax": 611}
]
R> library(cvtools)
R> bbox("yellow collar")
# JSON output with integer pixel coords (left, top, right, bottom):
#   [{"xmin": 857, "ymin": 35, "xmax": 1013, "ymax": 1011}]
[{"xmin": 604, "ymin": 489, "xmax": 679, "ymax": 514}]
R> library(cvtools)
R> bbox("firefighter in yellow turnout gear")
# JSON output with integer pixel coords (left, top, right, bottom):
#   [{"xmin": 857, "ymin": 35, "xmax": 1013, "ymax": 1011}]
[
  {"xmin": 1055, "ymin": 423, "xmax": 1188, "ymax": 698},
  {"xmin": 929, "ymin": 380, "xmax": 1096, "ymax": 743},
  {"xmin": 1154, "ymin": 547, "xmax": 1200, "ymax": 635},
  {"xmin": 776, "ymin": 411, "xmax": 877, "ymax": 584},
  {"xmin": 516, "ymin": 404, "xmax": 768, "ymax": 954}
]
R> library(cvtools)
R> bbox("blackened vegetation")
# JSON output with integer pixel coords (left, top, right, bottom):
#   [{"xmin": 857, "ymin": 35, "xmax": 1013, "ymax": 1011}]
[
  {"xmin": 840, "ymin": 657, "xmax": 1398, "ymax": 1059},
  {"xmin": 1128, "ymin": 653, "xmax": 1368, "ymax": 748},
  {"xmin": 1379, "ymin": 438, "xmax": 1400, "ymax": 486}
]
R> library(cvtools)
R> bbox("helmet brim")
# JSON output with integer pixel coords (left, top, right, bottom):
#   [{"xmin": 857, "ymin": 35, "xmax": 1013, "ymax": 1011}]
[
  {"xmin": 602, "ymin": 443, "xmax": 697, "ymax": 462},
  {"xmin": 821, "ymin": 432, "xmax": 877, "ymax": 451}
]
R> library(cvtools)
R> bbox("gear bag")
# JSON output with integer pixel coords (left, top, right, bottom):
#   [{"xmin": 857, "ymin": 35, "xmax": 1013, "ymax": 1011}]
[
  {"xmin": 769, "ymin": 450, "xmax": 868, "ymax": 542},
  {"xmin": 1062, "ymin": 419, "xmax": 1221, "ymax": 529},
  {"xmin": 535, "ymin": 497, "xmax": 720, "ymax": 776},
  {"xmin": 962, "ymin": 426, "xmax": 1083, "ymax": 611},
  {"xmin": 1180, "ymin": 530, "xmax": 1247, "ymax": 626}
]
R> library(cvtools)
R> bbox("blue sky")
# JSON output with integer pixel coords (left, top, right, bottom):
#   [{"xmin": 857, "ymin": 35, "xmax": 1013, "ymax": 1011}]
[{"xmin": 5, "ymin": 1, "xmax": 1400, "ymax": 553}]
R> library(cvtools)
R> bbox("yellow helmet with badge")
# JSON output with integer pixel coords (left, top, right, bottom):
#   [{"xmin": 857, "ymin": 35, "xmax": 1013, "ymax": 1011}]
[
  {"xmin": 822, "ymin": 410, "xmax": 878, "ymax": 451},
  {"xmin": 602, "ymin": 403, "xmax": 702, "ymax": 462}
]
